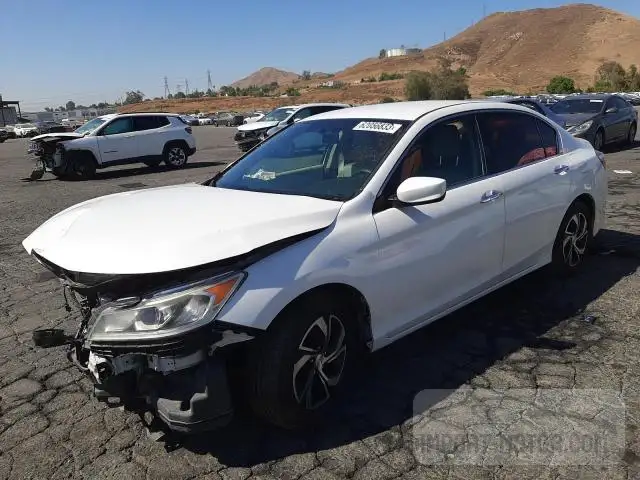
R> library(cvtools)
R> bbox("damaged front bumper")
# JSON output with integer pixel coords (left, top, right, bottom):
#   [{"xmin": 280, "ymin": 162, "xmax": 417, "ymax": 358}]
[{"xmin": 71, "ymin": 318, "xmax": 257, "ymax": 433}]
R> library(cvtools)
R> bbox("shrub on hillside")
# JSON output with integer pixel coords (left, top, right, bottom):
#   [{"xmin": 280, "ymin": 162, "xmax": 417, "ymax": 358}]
[
  {"xmin": 546, "ymin": 76, "xmax": 576, "ymax": 94},
  {"xmin": 405, "ymin": 58, "xmax": 470, "ymax": 101}
]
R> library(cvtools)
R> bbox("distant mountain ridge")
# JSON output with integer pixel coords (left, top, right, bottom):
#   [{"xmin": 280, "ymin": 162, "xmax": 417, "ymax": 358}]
[{"xmin": 230, "ymin": 67, "xmax": 300, "ymax": 89}]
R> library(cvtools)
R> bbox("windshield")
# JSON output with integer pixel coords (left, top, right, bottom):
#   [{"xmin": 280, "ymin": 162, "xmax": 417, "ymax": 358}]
[
  {"xmin": 213, "ymin": 118, "xmax": 408, "ymax": 201},
  {"xmin": 75, "ymin": 117, "xmax": 106, "ymax": 134},
  {"xmin": 262, "ymin": 107, "xmax": 295, "ymax": 123},
  {"xmin": 550, "ymin": 99, "xmax": 605, "ymax": 115},
  {"xmin": 19, "ymin": 124, "xmax": 35, "ymax": 128}
]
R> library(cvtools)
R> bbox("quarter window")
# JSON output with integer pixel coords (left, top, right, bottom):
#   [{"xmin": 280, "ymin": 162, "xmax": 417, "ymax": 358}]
[
  {"xmin": 134, "ymin": 116, "xmax": 164, "ymax": 131},
  {"xmin": 390, "ymin": 114, "xmax": 484, "ymax": 190},
  {"xmin": 477, "ymin": 112, "xmax": 546, "ymax": 174},
  {"xmin": 102, "ymin": 118, "xmax": 135, "ymax": 136},
  {"xmin": 536, "ymin": 119, "xmax": 559, "ymax": 158}
]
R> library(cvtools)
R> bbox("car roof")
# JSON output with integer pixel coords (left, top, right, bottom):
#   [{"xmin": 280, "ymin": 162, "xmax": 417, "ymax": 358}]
[
  {"xmin": 110, "ymin": 112, "xmax": 183, "ymax": 119},
  {"xmin": 303, "ymin": 100, "xmax": 538, "ymax": 122},
  {"xmin": 559, "ymin": 94, "xmax": 613, "ymax": 101}
]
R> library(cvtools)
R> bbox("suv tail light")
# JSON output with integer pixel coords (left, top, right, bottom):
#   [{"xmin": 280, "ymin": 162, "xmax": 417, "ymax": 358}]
[
  {"xmin": 596, "ymin": 150, "xmax": 606, "ymax": 168},
  {"xmin": 185, "ymin": 127, "xmax": 192, "ymax": 134}
]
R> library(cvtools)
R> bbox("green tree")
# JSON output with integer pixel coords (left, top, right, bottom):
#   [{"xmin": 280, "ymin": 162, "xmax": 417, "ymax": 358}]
[
  {"xmin": 405, "ymin": 71, "xmax": 433, "ymax": 100},
  {"xmin": 301, "ymin": 70, "xmax": 311, "ymax": 80},
  {"xmin": 65, "ymin": 100, "xmax": 76, "ymax": 111},
  {"xmin": 429, "ymin": 57, "xmax": 471, "ymax": 100},
  {"xmin": 625, "ymin": 64, "xmax": 640, "ymax": 91},
  {"xmin": 594, "ymin": 61, "xmax": 627, "ymax": 92},
  {"xmin": 546, "ymin": 76, "xmax": 576, "ymax": 94},
  {"xmin": 174, "ymin": 91, "xmax": 186, "ymax": 99},
  {"xmin": 285, "ymin": 87, "xmax": 301, "ymax": 96},
  {"xmin": 124, "ymin": 90, "xmax": 145, "ymax": 104},
  {"xmin": 379, "ymin": 49, "xmax": 387, "ymax": 59}
]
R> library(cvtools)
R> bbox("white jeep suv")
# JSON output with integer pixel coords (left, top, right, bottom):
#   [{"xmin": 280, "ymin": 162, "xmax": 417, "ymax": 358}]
[{"xmin": 28, "ymin": 113, "xmax": 197, "ymax": 179}]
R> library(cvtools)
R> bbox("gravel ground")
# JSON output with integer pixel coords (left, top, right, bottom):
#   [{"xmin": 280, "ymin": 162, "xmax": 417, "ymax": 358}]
[{"xmin": 0, "ymin": 126, "xmax": 639, "ymax": 480}]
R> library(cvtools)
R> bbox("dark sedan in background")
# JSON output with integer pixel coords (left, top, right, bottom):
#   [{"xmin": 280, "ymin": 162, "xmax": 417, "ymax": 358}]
[{"xmin": 550, "ymin": 94, "xmax": 637, "ymax": 150}]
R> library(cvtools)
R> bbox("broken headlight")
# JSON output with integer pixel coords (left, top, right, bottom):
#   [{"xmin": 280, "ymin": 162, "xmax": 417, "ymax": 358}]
[{"xmin": 88, "ymin": 272, "xmax": 245, "ymax": 341}]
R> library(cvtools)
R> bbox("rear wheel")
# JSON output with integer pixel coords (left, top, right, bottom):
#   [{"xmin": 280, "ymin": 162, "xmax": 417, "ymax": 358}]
[
  {"xmin": 551, "ymin": 201, "xmax": 591, "ymax": 275},
  {"xmin": 164, "ymin": 144, "xmax": 188, "ymax": 168},
  {"xmin": 245, "ymin": 292, "xmax": 361, "ymax": 429}
]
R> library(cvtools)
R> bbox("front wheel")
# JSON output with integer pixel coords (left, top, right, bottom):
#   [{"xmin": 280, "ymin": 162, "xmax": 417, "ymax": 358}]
[
  {"xmin": 245, "ymin": 292, "xmax": 360, "ymax": 429},
  {"xmin": 626, "ymin": 123, "xmax": 637, "ymax": 146},
  {"xmin": 164, "ymin": 144, "xmax": 188, "ymax": 168},
  {"xmin": 551, "ymin": 201, "xmax": 591, "ymax": 275},
  {"xmin": 593, "ymin": 129, "xmax": 604, "ymax": 151}
]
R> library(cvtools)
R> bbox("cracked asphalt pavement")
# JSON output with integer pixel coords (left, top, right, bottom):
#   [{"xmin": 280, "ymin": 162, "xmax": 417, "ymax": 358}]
[{"xmin": 0, "ymin": 126, "xmax": 639, "ymax": 479}]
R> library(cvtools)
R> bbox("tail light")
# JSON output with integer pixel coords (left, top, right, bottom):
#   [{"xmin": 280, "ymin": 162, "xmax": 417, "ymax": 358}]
[
  {"xmin": 185, "ymin": 127, "xmax": 192, "ymax": 134},
  {"xmin": 596, "ymin": 150, "xmax": 606, "ymax": 168}
]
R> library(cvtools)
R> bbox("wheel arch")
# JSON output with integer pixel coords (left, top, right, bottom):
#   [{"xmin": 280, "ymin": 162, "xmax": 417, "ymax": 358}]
[
  {"xmin": 163, "ymin": 139, "xmax": 189, "ymax": 153},
  {"xmin": 267, "ymin": 283, "xmax": 373, "ymax": 351},
  {"xmin": 572, "ymin": 193, "xmax": 595, "ymax": 231}
]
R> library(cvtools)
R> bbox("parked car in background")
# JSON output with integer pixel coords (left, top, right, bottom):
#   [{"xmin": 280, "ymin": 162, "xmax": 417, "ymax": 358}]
[
  {"xmin": 213, "ymin": 112, "xmax": 244, "ymax": 127},
  {"xmin": 3, "ymin": 125, "xmax": 16, "ymax": 139},
  {"xmin": 550, "ymin": 94, "xmax": 638, "ymax": 150},
  {"xmin": 488, "ymin": 97, "xmax": 568, "ymax": 129},
  {"xmin": 198, "ymin": 117, "xmax": 213, "ymax": 125},
  {"xmin": 14, "ymin": 123, "xmax": 40, "ymax": 137},
  {"xmin": 0, "ymin": 128, "xmax": 8, "ymax": 143},
  {"xmin": 180, "ymin": 115, "xmax": 200, "ymax": 126},
  {"xmin": 234, "ymin": 103, "xmax": 351, "ymax": 151},
  {"xmin": 28, "ymin": 113, "xmax": 196, "ymax": 179},
  {"xmin": 22, "ymin": 100, "xmax": 606, "ymax": 433},
  {"xmin": 620, "ymin": 93, "xmax": 640, "ymax": 106},
  {"xmin": 243, "ymin": 111, "xmax": 266, "ymax": 124}
]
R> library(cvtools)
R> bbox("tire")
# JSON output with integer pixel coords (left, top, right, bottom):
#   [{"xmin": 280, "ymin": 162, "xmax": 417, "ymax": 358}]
[
  {"xmin": 144, "ymin": 159, "xmax": 162, "ymax": 168},
  {"xmin": 64, "ymin": 152, "xmax": 96, "ymax": 180},
  {"xmin": 593, "ymin": 129, "xmax": 604, "ymax": 151},
  {"xmin": 626, "ymin": 122, "xmax": 637, "ymax": 146},
  {"xmin": 163, "ymin": 143, "xmax": 188, "ymax": 168},
  {"xmin": 551, "ymin": 201, "xmax": 591, "ymax": 275},
  {"xmin": 245, "ymin": 291, "xmax": 361, "ymax": 429}
]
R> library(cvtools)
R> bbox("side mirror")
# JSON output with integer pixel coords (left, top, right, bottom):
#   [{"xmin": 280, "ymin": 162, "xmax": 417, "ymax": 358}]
[
  {"xmin": 605, "ymin": 107, "xmax": 617, "ymax": 114},
  {"xmin": 395, "ymin": 177, "xmax": 447, "ymax": 205}
]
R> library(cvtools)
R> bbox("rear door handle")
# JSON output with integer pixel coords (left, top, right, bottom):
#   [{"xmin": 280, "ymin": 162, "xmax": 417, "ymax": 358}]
[
  {"xmin": 480, "ymin": 190, "xmax": 503, "ymax": 203},
  {"xmin": 554, "ymin": 165, "xmax": 570, "ymax": 175}
]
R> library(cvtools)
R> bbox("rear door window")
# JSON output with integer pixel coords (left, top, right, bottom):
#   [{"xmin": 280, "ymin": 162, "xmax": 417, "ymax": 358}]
[
  {"xmin": 536, "ymin": 120, "xmax": 559, "ymax": 158},
  {"xmin": 476, "ymin": 111, "xmax": 546, "ymax": 174}
]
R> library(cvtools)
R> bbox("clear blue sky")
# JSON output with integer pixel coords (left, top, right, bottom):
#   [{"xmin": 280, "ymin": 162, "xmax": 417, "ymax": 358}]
[{"xmin": 3, "ymin": 0, "xmax": 639, "ymax": 110}]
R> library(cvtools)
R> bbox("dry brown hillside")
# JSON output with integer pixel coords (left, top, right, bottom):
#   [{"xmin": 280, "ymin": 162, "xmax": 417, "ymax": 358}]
[
  {"xmin": 121, "ymin": 3, "xmax": 640, "ymax": 113},
  {"xmin": 335, "ymin": 3, "xmax": 640, "ymax": 93},
  {"xmin": 230, "ymin": 67, "xmax": 300, "ymax": 89}
]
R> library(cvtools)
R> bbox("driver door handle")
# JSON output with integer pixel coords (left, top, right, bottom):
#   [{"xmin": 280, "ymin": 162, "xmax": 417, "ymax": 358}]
[
  {"xmin": 554, "ymin": 165, "xmax": 570, "ymax": 175},
  {"xmin": 480, "ymin": 190, "xmax": 503, "ymax": 203}
]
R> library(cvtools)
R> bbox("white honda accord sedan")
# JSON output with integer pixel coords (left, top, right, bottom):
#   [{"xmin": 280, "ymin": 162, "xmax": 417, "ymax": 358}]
[{"xmin": 23, "ymin": 100, "xmax": 606, "ymax": 433}]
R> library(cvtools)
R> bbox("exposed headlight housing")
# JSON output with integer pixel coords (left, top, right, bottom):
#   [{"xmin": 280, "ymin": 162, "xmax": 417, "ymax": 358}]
[
  {"xmin": 88, "ymin": 272, "xmax": 246, "ymax": 342},
  {"xmin": 568, "ymin": 120, "xmax": 593, "ymax": 135}
]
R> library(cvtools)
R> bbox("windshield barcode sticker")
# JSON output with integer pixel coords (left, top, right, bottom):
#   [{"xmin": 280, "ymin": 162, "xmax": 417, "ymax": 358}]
[
  {"xmin": 353, "ymin": 121, "xmax": 402, "ymax": 134},
  {"xmin": 589, "ymin": 99, "xmax": 604, "ymax": 103}
]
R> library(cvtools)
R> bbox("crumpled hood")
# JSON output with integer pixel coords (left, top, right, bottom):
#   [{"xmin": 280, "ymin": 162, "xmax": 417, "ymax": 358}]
[
  {"xmin": 237, "ymin": 120, "xmax": 279, "ymax": 132},
  {"xmin": 31, "ymin": 132, "xmax": 84, "ymax": 142},
  {"xmin": 23, "ymin": 183, "xmax": 342, "ymax": 275},
  {"xmin": 556, "ymin": 113, "xmax": 597, "ymax": 128}
]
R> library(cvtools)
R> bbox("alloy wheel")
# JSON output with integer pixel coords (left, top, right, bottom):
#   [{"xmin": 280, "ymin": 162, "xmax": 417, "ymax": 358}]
[
  {"xmin": 292, "ymin": 314, "xmax": 347, "ymax": 410},
  {"xmin": 594, "ymin": 131, "xmax": 604, "ymax": 151},
  {"xmin": 562, "ymin": 212, "xmax": 588, "ymax": 267},
  {"xmin": 167, "ymin": 147, "xmax": 186, "ymax": 166}
]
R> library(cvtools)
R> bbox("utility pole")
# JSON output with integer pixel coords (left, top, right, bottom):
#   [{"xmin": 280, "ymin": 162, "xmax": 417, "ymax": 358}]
[
  {"xmin": 185, "ymin": 79, "xmax": 189, "ymax": 96},
  {"xmin": 164, "ymin": 76, "xmax": 170, "ymax": 98},
  {"xmin": 207, "ymin": 70, "xmax": 213, "ymax": 91}
]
